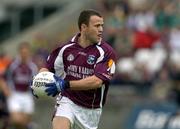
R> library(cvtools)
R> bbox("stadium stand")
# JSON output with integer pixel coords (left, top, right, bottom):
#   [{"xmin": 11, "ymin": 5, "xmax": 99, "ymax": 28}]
[{"xmin": 0, "ymin": 0, "xmax": 70, "ymax": 42}]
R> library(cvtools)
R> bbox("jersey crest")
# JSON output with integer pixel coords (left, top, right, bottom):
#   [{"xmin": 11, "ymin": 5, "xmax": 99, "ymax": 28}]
[
  {"xmin": 67, "ymin": 54, "xmax": 74, "ymax": 61},
  {"xmin": 87, "ymin": 55, "xmax": 96, "ymax": 65}
]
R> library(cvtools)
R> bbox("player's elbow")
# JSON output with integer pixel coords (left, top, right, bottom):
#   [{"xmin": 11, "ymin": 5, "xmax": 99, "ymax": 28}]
[
  {"xmin": 96, "ymin": 82, "xmax": 102, "ymax": 88},
  {"xmin": 94, "ymin": 77, "xmax": 103, "ymax": 88}
]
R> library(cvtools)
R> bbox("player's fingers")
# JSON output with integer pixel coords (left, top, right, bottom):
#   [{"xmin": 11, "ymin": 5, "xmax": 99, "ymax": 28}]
[
  {"xmin": 45, "ymin": 87, "xmax": 54, "ymax": 94},
  {"xmin": 53, "ymin": 75, "xmax": 59, "ymax": 81},
  {"xmin": 52, "ymin": 93, "xmax": 57, "ymax": 97},
  {"xmin": 45, "ymin": 87, "xmax": 51, "ymax": 93},
  {"xmin": 45, "ymin": 83, "xmax": 54, "ymax": 87}
]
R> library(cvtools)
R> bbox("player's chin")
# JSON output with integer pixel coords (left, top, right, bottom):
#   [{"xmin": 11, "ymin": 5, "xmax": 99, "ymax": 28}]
[
  {"xmin": 96, "ymin": 37, "xmax": 102, "ymax": 43},
  {"xmin": 92, "ymin": 37, "xmax": 101, "ymax": 44}
]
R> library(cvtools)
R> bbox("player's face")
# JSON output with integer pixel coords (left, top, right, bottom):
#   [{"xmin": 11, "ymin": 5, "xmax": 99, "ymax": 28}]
[
  {"xmin": 85, "ymin": 15, "xmax": 104, "ymax": 44},
  {"xmin": 20, "ymin": 47, "xmax": 30, "ymax": 61}
]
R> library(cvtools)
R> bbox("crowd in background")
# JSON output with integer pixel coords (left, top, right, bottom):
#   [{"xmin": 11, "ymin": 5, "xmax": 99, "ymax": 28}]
[
  {"xmin": 0, "ymin": 1, "xmax": 180, "ymax": 127},
  {"xmin": 93, "ymin": 0, "xmax": 180, "ymax": 105}
]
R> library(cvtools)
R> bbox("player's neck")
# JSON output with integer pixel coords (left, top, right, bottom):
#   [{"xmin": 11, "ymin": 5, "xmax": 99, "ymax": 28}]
[{"xmin": 78, "ymin": 35, "xmax": 92, "ymax": 48}]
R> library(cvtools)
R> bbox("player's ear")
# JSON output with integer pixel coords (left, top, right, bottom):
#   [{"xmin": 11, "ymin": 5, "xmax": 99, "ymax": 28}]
[{"xmin": 81, "ymin": 24, "xmax": 87, "ymax": 30}]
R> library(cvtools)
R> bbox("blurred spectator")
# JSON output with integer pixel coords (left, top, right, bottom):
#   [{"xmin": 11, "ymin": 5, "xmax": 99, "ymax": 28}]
[
  {"xmin": 104, "ymin": 1, "xmax": 129, "ymax": 47},
  {"xmin": 169, "ymin": 26, "xmax": 180, "ymax": 52},
  {"xmin": 150, "ymin": 63, "xmax": 172, "ymax": 101},
  {"xmin": 113, "ymin": 28, "xmax": 133, "ymax": 57},
  {"xmin": 127, "ymin": 6, "xmax": 161, "ymax": 50},
  {"xmin": 168, "ymin": 24, "xmax": 180, "ymax": 81},
  {"xmin": 132, "ymin": 29, "xmax": 160, "ymax": 50},
  {"xmin": 0, "ymin": 51, "xmax": 11, "ymax": 129},
  {"xmin": 155, "ymin": 1, "xmax": 178, "ymax": 31},
  {"xmin": 3, "ymin": 42, "xmax": 38, "ymax": 129},
  {"xmin": 167, "ymin": 25, "xmax": 180, "ymax": 105},
  {"xmin": 155, "ymin": 0, "xmax": 179, "ymax": 52}
]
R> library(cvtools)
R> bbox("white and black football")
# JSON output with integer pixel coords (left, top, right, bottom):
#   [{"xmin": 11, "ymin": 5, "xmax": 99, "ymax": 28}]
[{"xmin": 31, "ymin": 71, "xmax": 55, "ymax": 98}]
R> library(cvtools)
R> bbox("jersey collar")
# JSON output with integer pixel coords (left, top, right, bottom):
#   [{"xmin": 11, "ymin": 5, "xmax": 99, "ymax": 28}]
[{"xmin": 70, "ymin": 33, "xmax": 102, "ymax": 46}]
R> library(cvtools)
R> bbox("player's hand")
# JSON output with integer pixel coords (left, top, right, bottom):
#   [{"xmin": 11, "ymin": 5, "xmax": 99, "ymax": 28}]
[
  {"xmin": 29, "ymin": 76, "xmax": 39, "ymax": 99},
  {"xmin": 45, "ymin": 75, "xmax": 70, "ymax": 97}
]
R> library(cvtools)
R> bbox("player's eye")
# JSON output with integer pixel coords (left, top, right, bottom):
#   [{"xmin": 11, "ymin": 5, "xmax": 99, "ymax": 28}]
[{"xmin": 95, "ymin": 24, "xmax": 103, "ymax": 28}]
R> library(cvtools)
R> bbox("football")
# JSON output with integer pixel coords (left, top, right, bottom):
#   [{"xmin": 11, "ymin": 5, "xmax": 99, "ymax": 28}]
[{"xmin": 31, "ymin": 71, "xmax": 55, "ymax": 98}]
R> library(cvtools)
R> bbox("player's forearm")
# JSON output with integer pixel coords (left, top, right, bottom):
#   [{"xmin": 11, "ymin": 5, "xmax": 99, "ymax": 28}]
[
  {"xmin": 0, "ymin": 79, "xmax": 11, "ymax": 97},
  {"xmin": 69, "ymin": 75, "xmax": 103, "ymax": 90}
]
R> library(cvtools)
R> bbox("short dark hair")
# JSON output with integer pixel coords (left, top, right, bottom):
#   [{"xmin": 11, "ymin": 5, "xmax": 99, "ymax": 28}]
[{"xmin": 78, "ymin": 9, "xmax": 102, "ymax": 30}]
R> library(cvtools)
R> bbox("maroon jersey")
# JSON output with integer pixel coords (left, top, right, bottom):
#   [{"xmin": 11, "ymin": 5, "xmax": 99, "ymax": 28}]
[
  {"xmin": 46, "ymin": 33, "xmax": 117, "ymax": 108},
  {"xmin": 6, "ymin": 57, "xmax": 38, "ymax": 92}
]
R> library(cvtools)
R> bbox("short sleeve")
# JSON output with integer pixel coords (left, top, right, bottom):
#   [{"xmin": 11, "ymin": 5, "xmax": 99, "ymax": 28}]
[
  {"xmin": 45, "ymin": 47, "xmax": 60, "ymax": 73},
  {"xmin": 94, "ymin": 51, "xmax": 116, "ymax": 82}
]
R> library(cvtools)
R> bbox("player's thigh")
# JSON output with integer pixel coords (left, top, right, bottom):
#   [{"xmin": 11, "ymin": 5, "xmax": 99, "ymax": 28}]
[
  {"xmin": 73, "ymin": 106, "xmax": 102, "ymax": 129},
  {"xmin": 53, "ymin": 116, "xmax": 71, "ymax": 129}
]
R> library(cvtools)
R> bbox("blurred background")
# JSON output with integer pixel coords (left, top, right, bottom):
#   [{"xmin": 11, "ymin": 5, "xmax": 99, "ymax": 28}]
[{"xmin": 0, "ymin": 0, "xmax": 180, "ymax": 129}]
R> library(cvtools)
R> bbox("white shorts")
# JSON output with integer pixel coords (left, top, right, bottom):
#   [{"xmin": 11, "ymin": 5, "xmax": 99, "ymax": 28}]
[
  {"xmin": 55, "ymin": 96, "xmax": 102, "ymax": 129},
  {"xmin": 7, "ymin": 91, "xmax": 34, "ymax": 114}
]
